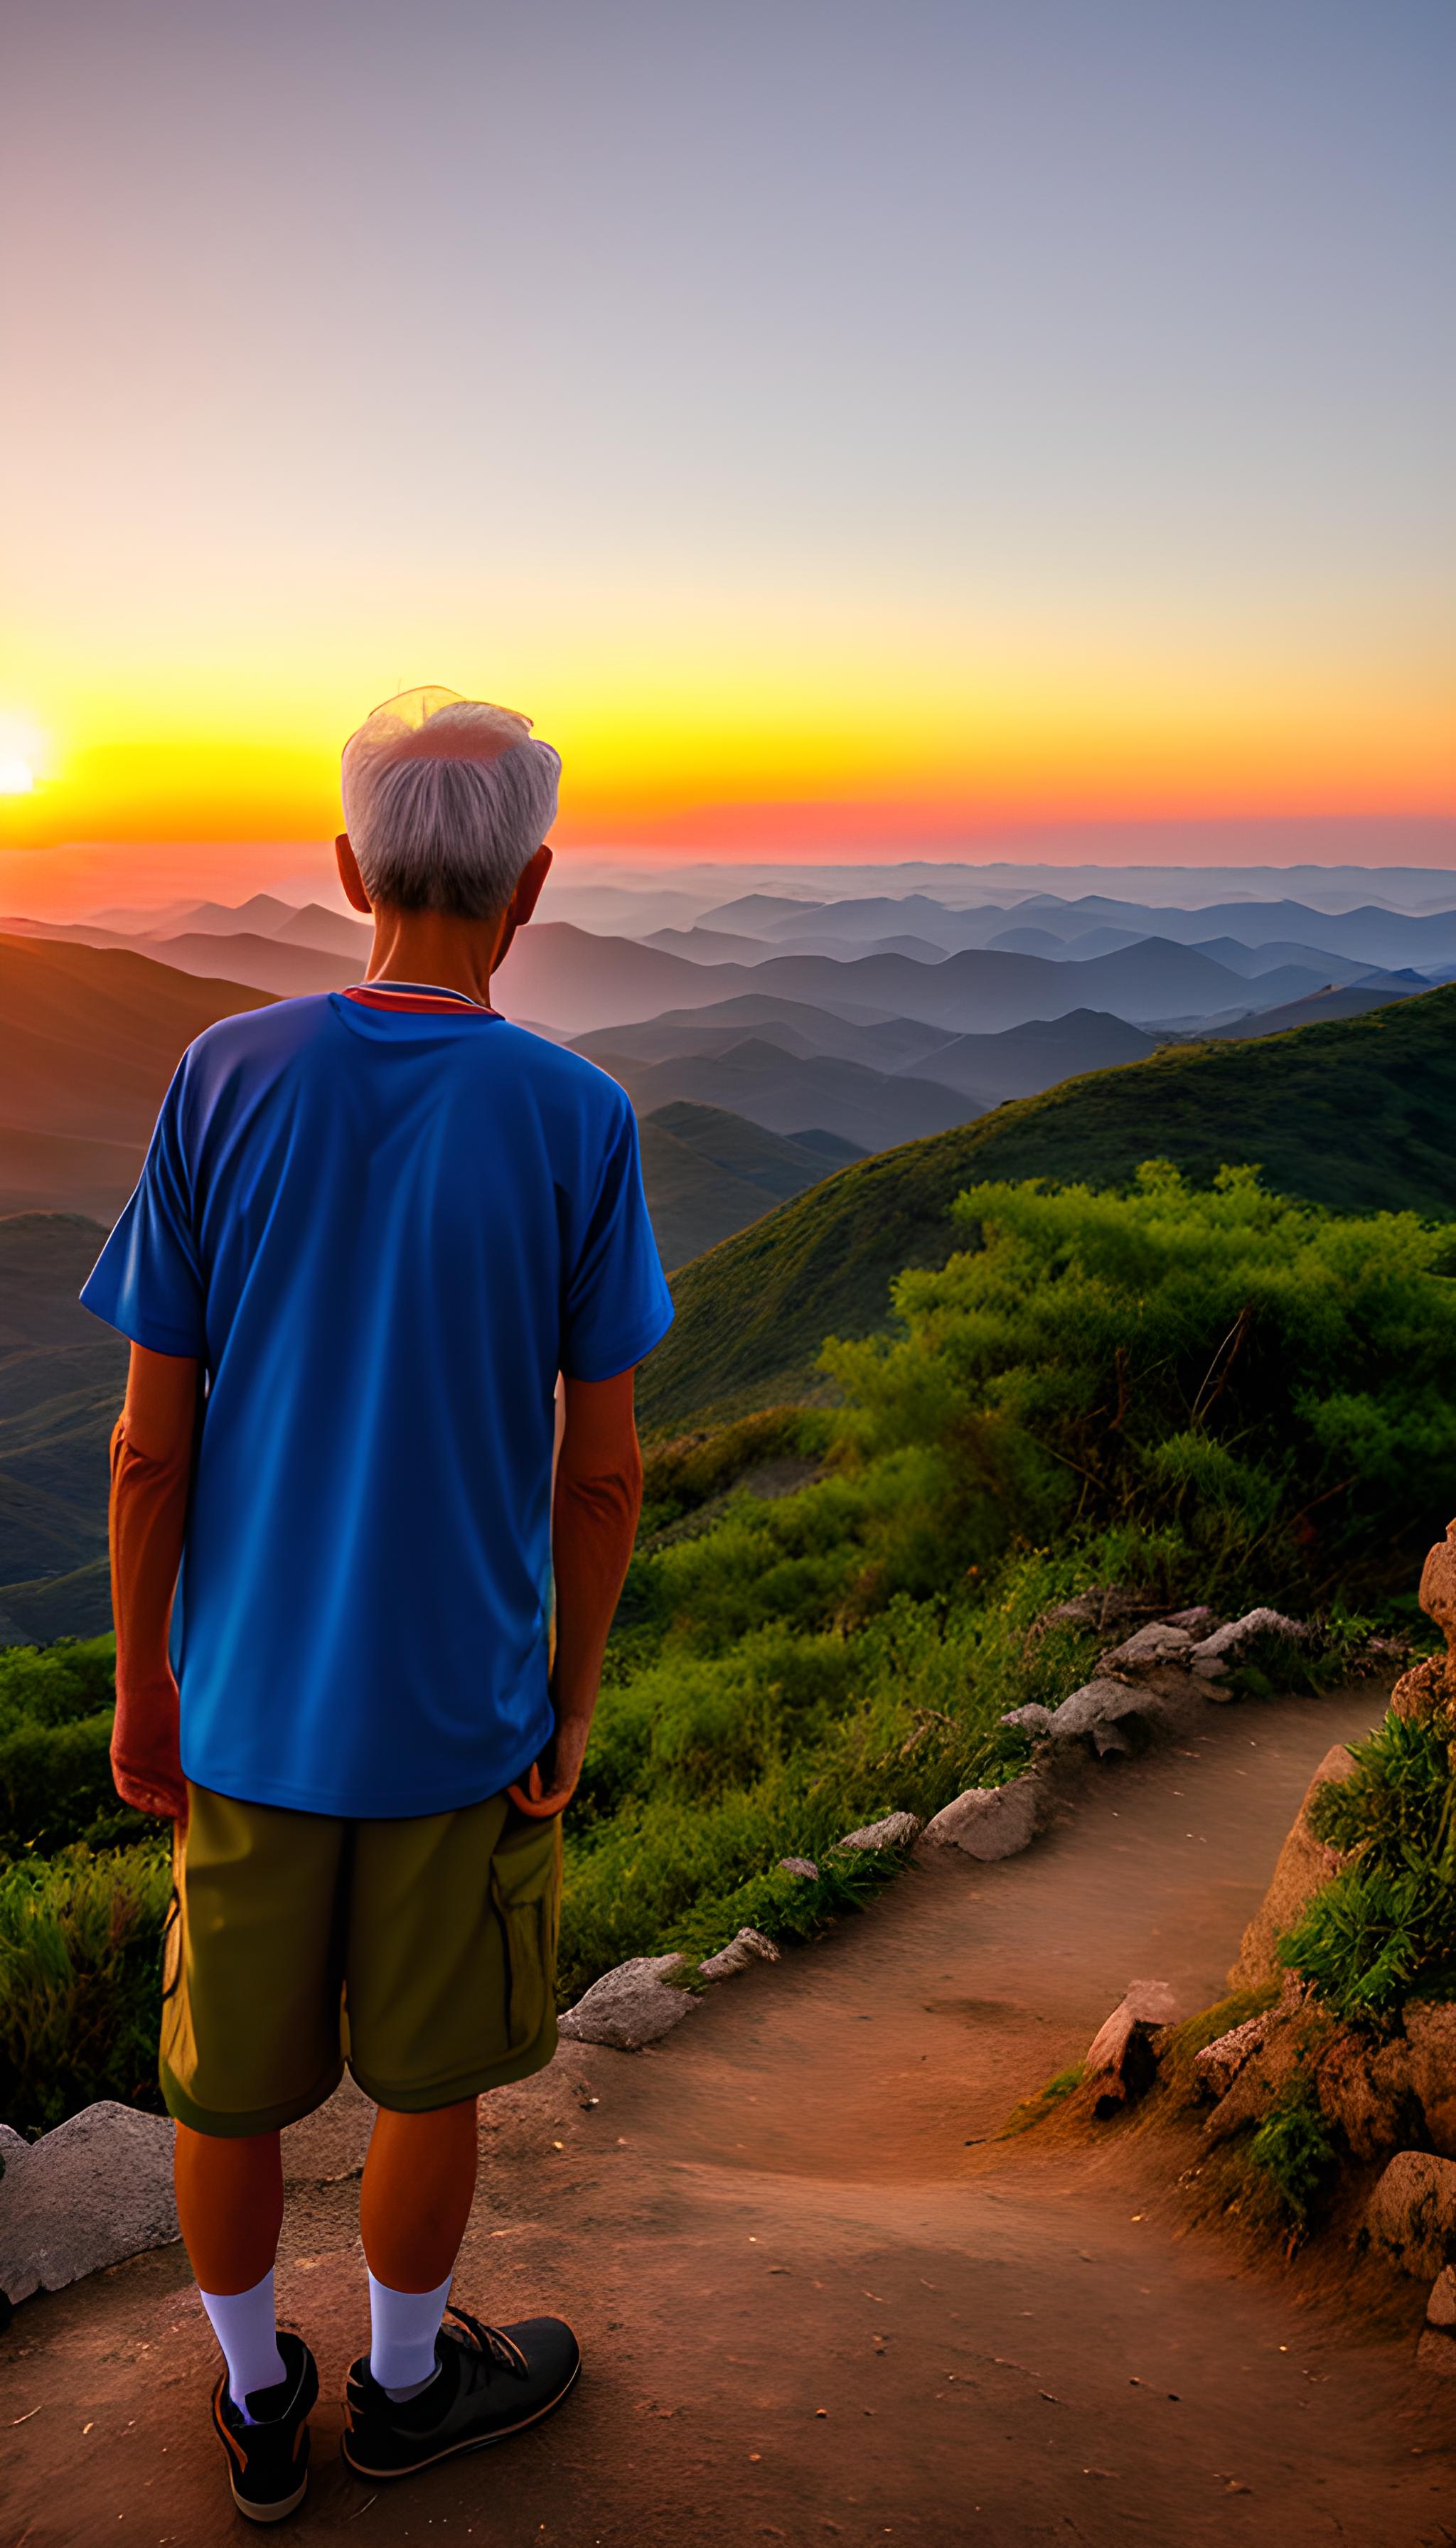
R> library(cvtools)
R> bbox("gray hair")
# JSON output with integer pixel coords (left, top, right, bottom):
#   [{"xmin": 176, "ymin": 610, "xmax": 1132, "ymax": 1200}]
[{"xmin": 341, "ymin": 685, "xmax": 560, "ymax": 919}]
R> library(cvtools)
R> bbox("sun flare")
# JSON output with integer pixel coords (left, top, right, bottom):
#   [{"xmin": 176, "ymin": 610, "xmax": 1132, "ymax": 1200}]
[{"xmin": 0, "ymin": 754, "xmax": 34, "ymax": 795}]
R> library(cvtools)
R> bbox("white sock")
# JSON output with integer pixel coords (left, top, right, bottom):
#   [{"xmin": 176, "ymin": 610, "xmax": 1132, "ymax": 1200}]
[
  {"xmin": 198, "ymin": 2270, "xmax": 287, "ymax": 2422},
  {"xmin": 368, "ymin": 2269, "xmax": 454, "ymax": 2401}
]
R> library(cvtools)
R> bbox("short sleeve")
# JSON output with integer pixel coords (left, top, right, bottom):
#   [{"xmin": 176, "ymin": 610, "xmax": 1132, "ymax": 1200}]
[
  {"xmin": 80, "ymin": 1065, "xmax": 208, "ymax": 1356},
  {"xmin": 561, "ymin": 1099, "xmax": 674, "ymax": 1383}
]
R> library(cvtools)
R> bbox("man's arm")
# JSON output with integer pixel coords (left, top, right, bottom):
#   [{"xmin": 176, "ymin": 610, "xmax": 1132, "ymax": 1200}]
[
  {"xmin": 108, "ymin": 1342, "xmax": 202, "ymax": 1822},
  {"xmin": 511, "ymin": 1367, "xmax": 643, "ymax": 1816}
]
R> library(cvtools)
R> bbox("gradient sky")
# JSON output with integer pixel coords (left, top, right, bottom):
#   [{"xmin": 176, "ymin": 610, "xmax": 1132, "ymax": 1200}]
[{"xmin": 2, "ymin": 0, "xmax": 1452, "ymax": 895}]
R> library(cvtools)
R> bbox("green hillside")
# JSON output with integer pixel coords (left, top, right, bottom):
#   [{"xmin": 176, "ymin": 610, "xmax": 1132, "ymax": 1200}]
[{"xmin": 637, "ymin": 983, "xmax": 1456, "ymax": 1433}]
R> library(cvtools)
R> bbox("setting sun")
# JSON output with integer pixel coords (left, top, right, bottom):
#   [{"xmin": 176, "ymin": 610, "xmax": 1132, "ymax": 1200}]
[{"xmin": 0, "ymin": 754, "xmax": 34, "ymax": 795}]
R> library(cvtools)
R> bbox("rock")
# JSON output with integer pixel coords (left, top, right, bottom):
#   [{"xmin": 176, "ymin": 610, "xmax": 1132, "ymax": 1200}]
[
  {"xmin": 557, "ymin": 1954, "xmax": 696, "ymax": 2052},
  {"xmin": 1404, "ymin": 2002, "xmax": 1456, "ymax": 2158},
  {"xmin": 1034, "ymin": 1586, "xmax": 1149, "ymax": 1634},
  {"xmin": 836, "ymin": 1811, "xmax": 922, "ymax": 1852},
  {"xmin": 1227, "ymin": 1742, "xmax": 1359, "ymax": 1991},
  {"xmin": 1046, "ymin": 1678, "xmax": 1147, "ymax": 1744},
  {"xmin": 1195, "ymin": 2009, "xmax": 1275, "ymax": 2102},
  {"xmin": 697, "ymin": 1927, "xmax": 781, "ymax": 1982},
  {"xmin": 1393, "ymin": 1656, "xmax": 1452, "ymax": 1728},
  {"xmin": 922, "ymin": 1775, "xmax": 1042, "ymax": 1861},
  {"xmin": 1396, "ymin": 1524, "xmax": 1456, "ymax": 1723},
  {"xmin": 999, "ymin": 1703, "xmax": 1054, "ymax": 1738},
  {"xmin": 777, "ymin": 1856, "xmax": 819, "ymax": 1880},
  {"xmin": 1204, "ymin": 2011, "xmax": 1311, "ymax": 2145},
  {"xmin": 0, "ymin": 2124, "xmax": 26, "ymax": 2180},
  {"xmin": 1192, "ymin": 1655, "xmax": 1230, "ymax": 1684},
  {"xmin": 1312, "ymin": 2029, "xmax": 1418, "ymax": 2162},
  {"xmin": 1087, "ymin": 1979, "xmax": 1179, "ymax": 2070},
  {"xmin": 1427, "ymin": 2266, "xmax": 1456, "ymax": 2328},
  {"xmin": 1189, "ymin": 1607, "xmax": 1308, "ymax": 1666},
  {"xmin": 1416, "ymin": 2328, "xmax": 1456, "ymax": 2376},
  {"xmin": 1165, "ymin": 1606, "xmax": 1216, "ymax": 1633},
  {"xmin": 1081, "ymin": 1986, "xmax": 1177, "ymax": 2116},
  {"xmin": 0, "ymin": 2101, "xmax": 179, "ymax": 2306},
  {"xmin": 1098, "ymin": 1622, "xmax": 1195, "ymax": 1674},
  {"xmin": 1364, "ymin": 2152, "xmax": 1456, "ymax": 2281},
  {"xmin": 1420, "ymin": 1519, "xmax": 1456, "ymax": 1647}
]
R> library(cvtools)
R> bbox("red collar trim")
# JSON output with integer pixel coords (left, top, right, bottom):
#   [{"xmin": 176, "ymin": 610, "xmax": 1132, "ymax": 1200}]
[{"xmin": 343, "ymin": 986, "xmax": 500, "ymax": 1017}]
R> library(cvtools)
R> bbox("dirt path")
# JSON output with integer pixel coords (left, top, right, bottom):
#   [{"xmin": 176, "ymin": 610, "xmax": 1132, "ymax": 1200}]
[{"xmin": 9, "ymin": 1683, "xmax": 1456, "ymax": 2548}]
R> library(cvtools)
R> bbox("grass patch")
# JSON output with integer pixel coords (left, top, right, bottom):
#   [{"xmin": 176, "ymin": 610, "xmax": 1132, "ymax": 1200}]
[
  {"xmin": 0, "ymin": 1841, "xmax": 171, "ymax": 2135},
  {"xmin": 1281, "ymin": 1708, "xmax": 1456, "ymax": 2018},
  {"xmin": 1247, "ymin": 2087, "xmax": 1340, "ymax": 2227},
  {"xmin": 1000, "ymin": 2064, "xmax": 1087, "ymax": 2138}
]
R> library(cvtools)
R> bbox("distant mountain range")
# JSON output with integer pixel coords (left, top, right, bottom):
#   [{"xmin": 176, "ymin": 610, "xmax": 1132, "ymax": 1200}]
[
  {"xmin": 6, "ymin": 890, "xmax": 1437, "ymax": 1044},
  {"xmin": 639, "ymin": 1104, "xmax": 861, "ymax": 1270},
  {"xmin": 694, "ymin": 887, "xmax": 1456, "ymax": 972},
  {"xmin": 0, "ymin": 1211, "xmax": 124, "ymax": 1644},
  {"xmin": 588, "ymin": 1038, "xmax": 972, "ymax": 1152},
  {"xmin": 636, "ymin": 983, "xmax": 1456, "ymax": 1434},
  {"xmin": 0, "ymin": 934, "xmax": 273, "ymax": 1219}
]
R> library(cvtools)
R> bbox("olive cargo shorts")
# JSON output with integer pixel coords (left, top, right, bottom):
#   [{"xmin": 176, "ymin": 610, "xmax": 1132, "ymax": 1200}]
[{"xmin": 161, "ymin": 1781, "xmax": 562, "ymax": 2136}]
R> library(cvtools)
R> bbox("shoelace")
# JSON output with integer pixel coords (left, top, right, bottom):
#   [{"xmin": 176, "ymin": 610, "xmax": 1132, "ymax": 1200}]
[{"xmin": 441, "ymin": 2304, "xmax": 530, "ymax": 2389}]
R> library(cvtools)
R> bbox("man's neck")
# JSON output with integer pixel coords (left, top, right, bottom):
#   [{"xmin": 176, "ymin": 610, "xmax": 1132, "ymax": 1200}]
[{"xmin": 364, "ymin": 906, "xmax": 510, "ymax": 1007}]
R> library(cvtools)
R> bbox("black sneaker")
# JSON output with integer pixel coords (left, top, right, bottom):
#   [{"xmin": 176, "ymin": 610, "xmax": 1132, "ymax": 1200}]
[
  {"xmin": 210, "ymin": 2330, "xmax": 319, "ymax": 2524},
  {"xmin": 341, "ymin": 2303, "xmax": 581, "ymax": 2479}
]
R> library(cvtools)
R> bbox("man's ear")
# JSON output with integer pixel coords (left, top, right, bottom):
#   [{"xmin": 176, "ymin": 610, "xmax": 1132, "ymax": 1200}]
[
  {"xmin": 336, "ymin": 833, "xmax": 373, "ymax": 915},
  {"xmin": 508, "ymin": 844, "xmax": 553, "ymax": 930}
]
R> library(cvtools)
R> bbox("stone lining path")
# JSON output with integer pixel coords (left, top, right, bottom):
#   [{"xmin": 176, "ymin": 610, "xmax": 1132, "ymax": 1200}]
[{"xmin": 8, "ymin": 1681, "xmax": 1456, "ymax": 2547}]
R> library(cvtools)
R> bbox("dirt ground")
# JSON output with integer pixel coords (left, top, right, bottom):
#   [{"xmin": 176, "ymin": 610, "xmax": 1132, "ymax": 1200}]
[{"xmin": 7, "ymin": 1679, "xmax": 1456, "ymax": 2548}]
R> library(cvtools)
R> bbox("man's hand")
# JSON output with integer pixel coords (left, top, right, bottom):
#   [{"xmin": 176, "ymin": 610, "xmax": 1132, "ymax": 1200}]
[
  {"xmin": 108, "ymin": 1344, "xmax": 200, "ymax": 1826},
  {"xmin": 508, "ymin": 1710, "xmax": 594, "ymax": 1819},
  {"xmin": 112, "ymin": 1668, "xmax": 188, "ymax": 1823},
  {"xmin": 507, "ymin": 1368, "xmax": 643, "ymax": 1820}
]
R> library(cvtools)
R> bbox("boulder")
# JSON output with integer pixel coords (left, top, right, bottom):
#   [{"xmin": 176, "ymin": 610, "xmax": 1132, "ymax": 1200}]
[
  {"xmin": 1189, "ymin": 1608, "xmax": 1308, "ymax": 1668},
  {"xmin": 1404, "ymin": 2002, "xmax": 1456, "ymax": 2158},
  {"xmin": 1227, "ymin": 1742, "xmax": 1359, "ymax": 1991},
  {"xmin": 1364, "ymin": 2152, "xmax": 1456, "ymax": 2282},
  {"xmin": 1416, "ymin": 2328, "xmax": 1456, "ymax": 2376},
  {"xmin": 1098, "ymin": 1622, "xmax": 1195, "ymax": 1674},
  {"xmin": 1082, "ymin": 1984, "xmax": 1178, "ymax": 2116},
  {"xmin": 1165, "ymin": 1606, "xmax": 1216, "ymax": 1633},
  {"xmin": 923, "ymin": 1775, "xmax": 1042, "ymax": 1862},
  {"xmin": 1312, "ymin": 2029, "xmax": 1418, "ymax": 2162},
  {"xmin": 0, "ymin": 2101, "xmax": 179, "ymax": 2306},
  {"xmin": 557, "ymin": 1954, "xmax": 696, "ymax": 2052},
  {"xmin": 999, "ymin": 1703, "xmax": 1054, "ymax": 1738},
  {"xmin": 836, "ymin": 1811, "xmax": 922, "ymax": 1852},
  {"xmin": 777, "ymin": 1856, "xmax": 819, "ymax": 1880},
  {"xmin": 1194, "ymin": 2008, "xmax": 1275, "ymax": 2102},
  {"xmin": 1046, "ymin": 1678, "xmax": 1147, "ymax": 1745},
  {"xmin": 1087, "ymin": 1980, "xmax": 1179, "ymax": 2070},
  {"xmin": 1427, "ymin": 2266, "xmax": 1456, "ymax": 2328},
  {"xmin": 697, "ymin": 1927, "xmax": 781, "ymax": 1983},
  {"xmin": 1203, "ymin": 2010, "xmax": 1311, "ymax": 2145}
]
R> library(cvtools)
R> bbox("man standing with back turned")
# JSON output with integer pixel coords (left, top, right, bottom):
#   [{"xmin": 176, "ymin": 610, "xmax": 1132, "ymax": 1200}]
[{"xmin": 80, "ymin": 688, "xmax": 673, "ymax": 2521}]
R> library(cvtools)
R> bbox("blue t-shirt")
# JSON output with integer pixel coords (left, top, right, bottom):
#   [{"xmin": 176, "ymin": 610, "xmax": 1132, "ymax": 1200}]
[{"xmin": 80, "ymin": 987, "xmax": 673, "ymax": 1818}]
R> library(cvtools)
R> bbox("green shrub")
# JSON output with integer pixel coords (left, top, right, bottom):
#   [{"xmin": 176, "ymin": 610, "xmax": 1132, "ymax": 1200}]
[
  {"xmin": 0, "ymin": 1841, "xmax": 171, "ymax": 2134},
  {"xmin": 0, "ymin": 1637, "xmax": 142, "ymax": 1863},
  {"xmin": 824, "ymin": 1165, "xmax": 1456, "ymax": 1602},
  {"xmin": 1248, "ymin": 2088, "xmax": 1339, "ymax": 2225},
  {"xmin": 639, "ymin": 1407, "xmax": 835, "ymax": 1540},
  {"xmin": 1281, "ymin": 1708, "xmax": 1456, "ymax": 2018}
]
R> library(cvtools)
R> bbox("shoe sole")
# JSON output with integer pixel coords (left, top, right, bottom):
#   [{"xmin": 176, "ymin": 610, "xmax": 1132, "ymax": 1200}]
[
  {"xmin": 229, "ymin": 2473, "xmax": 309, "ymax": 2524},
  {"xmin": 341, "ymin": 2357, "xmax": 581, "ymax": 2480}
]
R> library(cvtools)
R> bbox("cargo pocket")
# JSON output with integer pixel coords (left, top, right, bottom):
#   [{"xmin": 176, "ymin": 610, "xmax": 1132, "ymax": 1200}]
[{"xmin": 488, "ymin": 1811, "xmax": 562, "ymax": 2057}]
